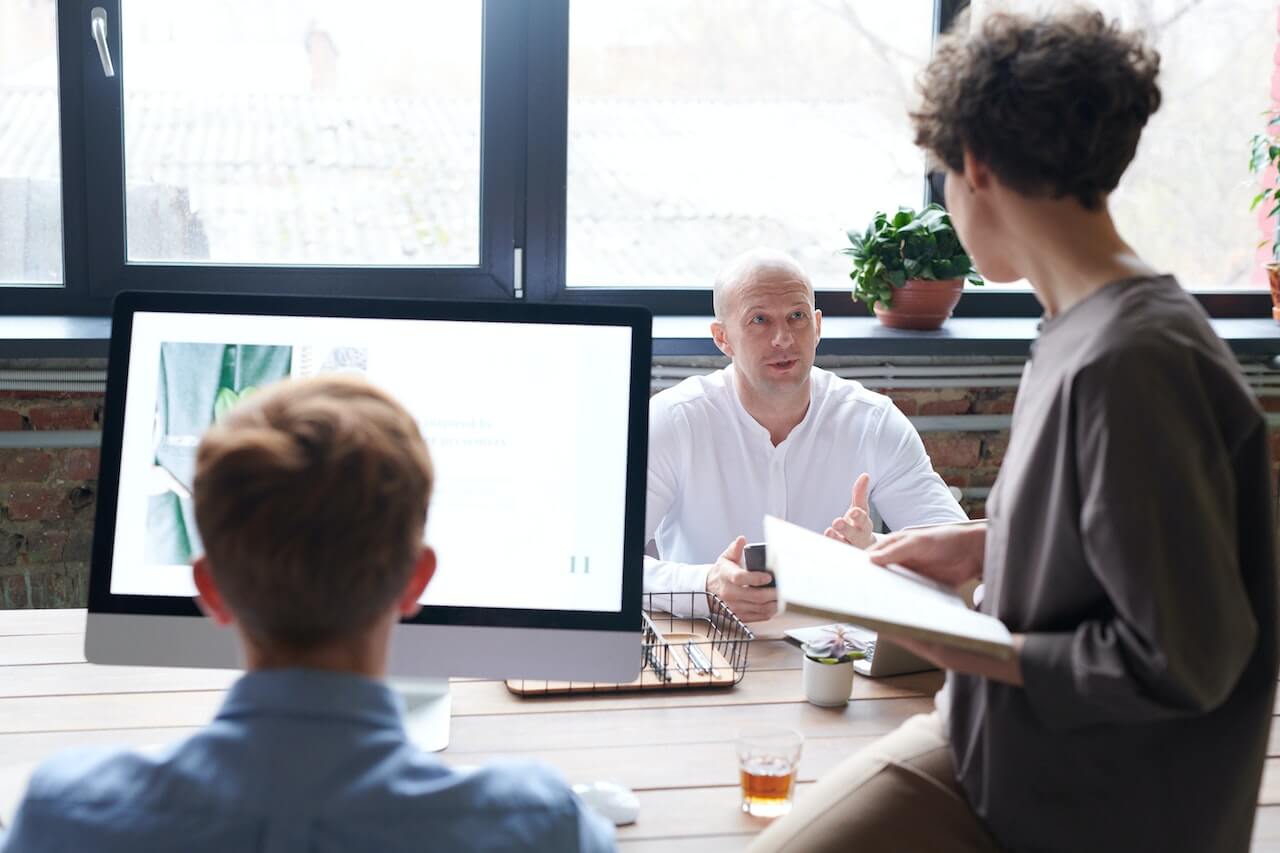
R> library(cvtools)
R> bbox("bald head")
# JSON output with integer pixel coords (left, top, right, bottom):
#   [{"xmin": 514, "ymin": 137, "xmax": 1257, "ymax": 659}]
[{"xmin": 713, "ymin": 249, "xmax": 814, "ymax": 320}]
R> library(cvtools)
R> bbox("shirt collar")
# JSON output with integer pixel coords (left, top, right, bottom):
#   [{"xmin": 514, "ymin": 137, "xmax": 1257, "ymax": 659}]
[
  {"xmin": 215, "ymin": 668, "xmax": 407, "ymax": 734},
  {"xmin": 723, "ymin": 363, "xmax": 820, "ymax": 450},
  {"xmin": 722, "ymin": 364, "xmax": 763, "ymax": 437},
  {"xmin": 1037, "ymin": 273, "xmax": 1174, "ymax": 338}
]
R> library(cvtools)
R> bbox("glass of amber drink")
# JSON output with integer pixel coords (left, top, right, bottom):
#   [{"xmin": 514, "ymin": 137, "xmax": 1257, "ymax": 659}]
[{"xmin": 735, "ymin": 727, "xmax": 803, "ymax": 817}]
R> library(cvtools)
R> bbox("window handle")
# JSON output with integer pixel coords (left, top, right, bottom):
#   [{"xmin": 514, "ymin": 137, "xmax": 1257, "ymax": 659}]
[{"xmin": 91, "ymin": 7, "xmax": 115, "ymax": 78}]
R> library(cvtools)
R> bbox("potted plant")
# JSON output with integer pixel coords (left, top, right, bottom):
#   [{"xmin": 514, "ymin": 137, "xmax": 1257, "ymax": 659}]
[
  {"xmin": 842, "ymin": 204, "xmax": 983, "ymax": 331},
  {"xmin": 800, "ymin": 625, "xmax": 865, "ymax": 707},
  {"xmin": 1247, "ymin": 112, "xmax": 1280, "ymax": 323}
]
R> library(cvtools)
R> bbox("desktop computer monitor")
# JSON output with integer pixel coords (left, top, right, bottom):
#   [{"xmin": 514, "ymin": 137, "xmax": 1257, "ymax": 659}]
[{"xmin": 86, "ymin": 291, "xmax": 650, "ymax": 747}]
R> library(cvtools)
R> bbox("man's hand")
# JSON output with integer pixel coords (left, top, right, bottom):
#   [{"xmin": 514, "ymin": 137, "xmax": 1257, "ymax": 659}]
[
  {"xmin": 865, "ymin": 521, "xmax": 986, "ymax": 589},
  {"xmin": 824, "ymin": 473, "xmax": 874, "ymax": 548},
  {"xmin": 706, "ymin": 536, "xmax": 778, "ymax": 622},
  {"xmin": 880, "ymin": 632, "xmax": 1025, "ymax": 686}
]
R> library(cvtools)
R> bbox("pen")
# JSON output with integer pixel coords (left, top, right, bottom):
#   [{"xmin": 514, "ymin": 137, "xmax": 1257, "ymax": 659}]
[
  {"xmin": 684, "ymin": 640, "xmax": 714, "ymax": 676},
  {"xmin": 645, "ymin": 643, "xmax": 671, "ymax": 682}
]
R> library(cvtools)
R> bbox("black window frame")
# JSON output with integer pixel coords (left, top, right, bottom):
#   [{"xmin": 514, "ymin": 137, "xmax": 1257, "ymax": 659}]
[
  {"xmin": 0, "ymin": 0, "xmax": 93, "ymax": 314},
  {"xmin": 525, "ymin": 0, "xmax": 1270, "ymax": 320},
  {"xmin": 0, "ymin": 0, "xmax": 1271, "ymax": 320},
  {"xmin": 2, "ymin": 0, "xmax": 527, "ymax": 315}
]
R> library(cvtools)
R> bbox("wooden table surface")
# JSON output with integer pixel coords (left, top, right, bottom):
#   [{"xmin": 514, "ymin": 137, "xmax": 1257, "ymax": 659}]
[{"xmin": 1, "ymin": 609, "xmax": 1278, "ymax": 851}]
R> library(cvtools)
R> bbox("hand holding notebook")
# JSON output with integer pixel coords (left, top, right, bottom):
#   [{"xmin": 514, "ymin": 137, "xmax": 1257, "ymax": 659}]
[{"xmin": 763, "ymin": 516, "xmax": 1013, "ymax": 660}]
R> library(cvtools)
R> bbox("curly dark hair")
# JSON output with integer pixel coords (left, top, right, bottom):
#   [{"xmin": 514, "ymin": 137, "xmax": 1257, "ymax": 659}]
[{"xmin": 912, "ymin": 8, "xmax": 1162, "ymax": 210}]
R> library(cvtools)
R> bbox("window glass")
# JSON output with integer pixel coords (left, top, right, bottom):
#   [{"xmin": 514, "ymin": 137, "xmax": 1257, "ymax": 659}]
[
  {"xmin": 972, "ymin": 0, "xmax": 1276, "ymax": 290},
  {"xmin": 566, "ymin": 1, "xmax": 934, "ymax": 290},
  {"xmin": 121, "ymin": 0, "xmax": 482, "ymax": 266},
  {"xmin": 0, "ymin": 0, "xmax": 63, "ymax": 285}
]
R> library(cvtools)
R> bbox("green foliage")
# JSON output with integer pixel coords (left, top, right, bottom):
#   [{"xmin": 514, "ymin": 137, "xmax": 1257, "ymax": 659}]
[
  {"xmin": 212, "ymin": 385, "xmax": 258, "ymax": 422},
  {"xmin": 1248, "ymin": 111, "xmax": 1280, "ymax": 261},
  {"xmin": 841, "ymin": 204, "xmax": 983, "ymax": 311}
]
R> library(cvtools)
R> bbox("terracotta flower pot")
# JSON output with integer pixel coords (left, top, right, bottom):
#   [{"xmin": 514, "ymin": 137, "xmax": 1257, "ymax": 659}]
[
  {"xmin": 873, "ymin": 278, "xmax": 964, "ymax": 331},
  {"xmin": 1268, "ymin": 264, "xmax": 1280, "ymax": 324}
]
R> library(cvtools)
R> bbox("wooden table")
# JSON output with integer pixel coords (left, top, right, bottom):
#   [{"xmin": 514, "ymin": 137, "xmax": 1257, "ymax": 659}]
[{"xmin": 1, "ymin": 609, "xmax": 1278, "ymax": 851}]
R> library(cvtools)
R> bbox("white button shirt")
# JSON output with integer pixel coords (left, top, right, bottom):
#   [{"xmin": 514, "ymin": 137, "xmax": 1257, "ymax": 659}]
[{"xmin": 644, "ymin": 365, "xmax": 967, "ymax": 594}]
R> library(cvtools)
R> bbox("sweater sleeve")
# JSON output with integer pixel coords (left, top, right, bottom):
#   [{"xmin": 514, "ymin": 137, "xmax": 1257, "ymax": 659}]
[{"xmin": 1019, "ymin": 346, "xmax": 1257, "ymax": 731}]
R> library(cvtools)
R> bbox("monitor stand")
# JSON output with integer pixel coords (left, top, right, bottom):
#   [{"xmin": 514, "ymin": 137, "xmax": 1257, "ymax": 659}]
[{"xmin": 389, "ymin": 677, "xmax": 452, "ymax": 752}]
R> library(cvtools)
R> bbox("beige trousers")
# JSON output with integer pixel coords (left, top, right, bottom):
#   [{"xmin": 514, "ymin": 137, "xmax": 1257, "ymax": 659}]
[{"xmin": 746, "ymin": 712, "xmax": 1004, "ymax": 853}]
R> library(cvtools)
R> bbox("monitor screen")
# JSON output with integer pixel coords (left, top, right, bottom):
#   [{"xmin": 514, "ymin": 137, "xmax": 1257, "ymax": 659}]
[{"xmin": 88, "ymin": 293, "xmax": 650, "ymax": 640}]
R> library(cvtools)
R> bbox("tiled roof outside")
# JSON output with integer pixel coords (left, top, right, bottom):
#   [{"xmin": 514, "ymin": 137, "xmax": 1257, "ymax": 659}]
[{"xmin": 0, "ymin": 88, "xmax": 920, "ymax": 290}]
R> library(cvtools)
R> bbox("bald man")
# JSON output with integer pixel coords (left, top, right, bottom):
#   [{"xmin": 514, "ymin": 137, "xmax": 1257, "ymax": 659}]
[{"xmin": 644, "ymin": 248, "xmax": 967, "ymax": 621}]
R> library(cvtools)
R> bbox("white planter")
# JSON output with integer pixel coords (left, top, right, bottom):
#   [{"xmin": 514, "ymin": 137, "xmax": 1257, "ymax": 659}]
[{"xmin": 802, "ymin": 656, "xmax": 855, "ymax": 707}]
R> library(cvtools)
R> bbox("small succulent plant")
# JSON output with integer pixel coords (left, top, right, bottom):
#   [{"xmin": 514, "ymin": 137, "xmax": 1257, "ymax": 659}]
[{"xmin": 801, "ymin": 625, "xmax": 866, "ymax": 665}]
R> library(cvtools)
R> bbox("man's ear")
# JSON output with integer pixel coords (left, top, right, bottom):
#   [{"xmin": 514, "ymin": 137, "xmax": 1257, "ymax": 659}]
[
  {"xmin": 813, "ymin": 308, "xmax": 822, "ymax": 342},
  {"xmin": 192, "ymin": 556, "xmax": 234, "ymax": 626},
  {"xmin": 710, "ymin": 320, "xmax": 733, "ymax": 358},
  {"xmin": 397, "ymin": 546, "xmax": 437, "ymax": 619},
  {"xmin": 961, "ymin": 148, "xmax": 992, "ymax": 193}
]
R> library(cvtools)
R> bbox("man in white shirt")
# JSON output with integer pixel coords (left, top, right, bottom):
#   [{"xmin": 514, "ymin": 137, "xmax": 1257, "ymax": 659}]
[{"xmin": 645, "ymin": 248, "xmax": 967, "ymax": 621}]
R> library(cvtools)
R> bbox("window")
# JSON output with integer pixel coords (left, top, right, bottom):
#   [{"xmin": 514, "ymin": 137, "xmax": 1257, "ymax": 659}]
[
  {"xmin": 0, "ymin": 0, "xmax": 1272, "ymax": 319},
  {"xmin": 0, "ymin": 0, "xmax": 63, "ymax": 285},
  {"xmin": 71, "ymin": 0, "xmax": 521, "ymax": 310},
  {"xmin": 973, "ymin": 0, "xmax": 1277, "ymax": 291},
  {"xmin": 119, "ymin": 0, "xmax": 482, "ymax": 267},
  {"xmin": 564, "ymin": 1, "xmax": 933, "ymax": 292}
]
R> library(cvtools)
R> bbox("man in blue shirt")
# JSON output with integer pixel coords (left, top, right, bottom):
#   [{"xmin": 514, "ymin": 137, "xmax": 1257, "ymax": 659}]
[{"xmin": 0, "ymin": 374, "xmax": 615, "ymax": 852}]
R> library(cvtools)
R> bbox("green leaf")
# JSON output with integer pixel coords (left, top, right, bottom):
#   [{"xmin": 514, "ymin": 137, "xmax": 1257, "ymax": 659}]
[
  {"xmin": 918, "ymin": 206, "xmax": 947, "ymax": 231},
  {"xmin": 213, "ymin": 387, "xmax": 241, "ymax": 422},
  {"xmin": 842, "ymin": 204, "xmax": 977, "ymax": 307}
]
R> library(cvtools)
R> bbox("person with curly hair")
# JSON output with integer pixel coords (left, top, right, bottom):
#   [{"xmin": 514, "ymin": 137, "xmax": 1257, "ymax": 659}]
[{"xmin": 750, "ymin": 9, "xmax": 1275, "ymax": 852}]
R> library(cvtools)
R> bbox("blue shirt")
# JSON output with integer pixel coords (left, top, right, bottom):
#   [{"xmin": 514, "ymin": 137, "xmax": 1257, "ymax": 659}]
[{"xmin": 0, "ymin": 669, "xmax": 616, "ymax": 853}]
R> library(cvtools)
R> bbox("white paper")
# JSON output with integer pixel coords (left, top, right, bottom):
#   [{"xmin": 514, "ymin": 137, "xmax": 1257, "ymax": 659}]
[{"xmin": 763, "ymin": 515, "xmax": 1013, "ymax": 659}]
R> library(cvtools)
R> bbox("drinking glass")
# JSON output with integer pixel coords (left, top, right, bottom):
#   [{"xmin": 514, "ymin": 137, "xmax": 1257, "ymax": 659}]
[{"xmin": 735, "ymin": 726, "xmax": 803, "ymax": 817}]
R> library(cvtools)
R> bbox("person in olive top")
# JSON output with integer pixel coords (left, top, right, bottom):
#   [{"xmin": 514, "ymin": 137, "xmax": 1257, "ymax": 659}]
[{"xmin": 751, "ymin": 10, "xmax": 1276, "ymax": 853}]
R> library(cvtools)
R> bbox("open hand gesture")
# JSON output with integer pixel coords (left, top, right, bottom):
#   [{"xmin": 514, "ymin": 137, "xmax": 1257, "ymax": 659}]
[{"xmin": 824, "ymin": 473, "xmax": 874, "ymax": 549}]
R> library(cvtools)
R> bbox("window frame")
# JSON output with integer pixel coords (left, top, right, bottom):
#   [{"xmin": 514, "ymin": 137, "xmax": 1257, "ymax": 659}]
[
  {"xmin": 0, "ymin": 0, "xmax": 1272, "ymax": 321},
  {"xmin": 1, "ymin": 0, "xmax": 526, "ymax": 315},
  {"xmin": 0, "ymin": 0, "xmax": 92, "ymax": 313},
  {"xmin": 528, "ymin": 0, "xmax": 1271, "ymax": 320}
]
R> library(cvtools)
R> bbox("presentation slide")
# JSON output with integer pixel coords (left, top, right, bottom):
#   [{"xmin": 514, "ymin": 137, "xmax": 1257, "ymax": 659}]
[{"xmin": 109, "ymin": 311, "xmax": 632, "ymax": 614}]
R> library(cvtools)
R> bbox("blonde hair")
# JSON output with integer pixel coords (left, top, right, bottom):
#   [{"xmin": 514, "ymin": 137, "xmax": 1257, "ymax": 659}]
[{"xmin": 193, "ymin": 374, "xmax": 433, "ymax": 650}]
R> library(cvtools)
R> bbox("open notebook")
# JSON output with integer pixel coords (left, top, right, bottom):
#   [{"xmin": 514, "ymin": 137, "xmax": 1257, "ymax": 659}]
[{"xmin": 763, "ymin": 516, "xmax": 1012, "ymax": 660}]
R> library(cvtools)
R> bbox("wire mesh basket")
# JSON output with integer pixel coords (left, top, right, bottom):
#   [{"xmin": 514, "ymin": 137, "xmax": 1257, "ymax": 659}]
[{"xmin": 506, "ymin": 592, "xmax": 754, "ymax": 696}]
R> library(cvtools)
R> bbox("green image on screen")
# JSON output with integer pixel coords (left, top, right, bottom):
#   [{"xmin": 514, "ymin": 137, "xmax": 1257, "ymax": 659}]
[{"xmin": 145, "ymin": 343, "xmax": 293, "ymax": 565}]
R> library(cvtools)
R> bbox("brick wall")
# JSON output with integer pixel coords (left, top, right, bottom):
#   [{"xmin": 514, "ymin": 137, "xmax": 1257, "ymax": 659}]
[
  {"xmin": 882, "ymin": 386, "xmax": 1016, "ymax": 518},
  {"xmin": 0, "ymin": 359, "xmax": 1275, "ymax": 609},
  {"xmin": 0, "ymin": 371, "xmax": 103, "ymax": 608},
  {"xmin": 889, "ymin": 383, "xmax": 1280, "ymax": 520}
]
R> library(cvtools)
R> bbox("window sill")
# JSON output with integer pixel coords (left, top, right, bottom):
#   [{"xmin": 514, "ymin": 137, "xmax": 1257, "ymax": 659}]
[
  {"xmin": 0, "ymin": 316, "xmax": 112, "ymax": 358},
  {"xmin": 654, "ymin": 316, "xmax": 1280, "ymax": 358},
  {"xmin": 2, "ymin": 315, "xmax": 1279, "ymax": 360}
]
